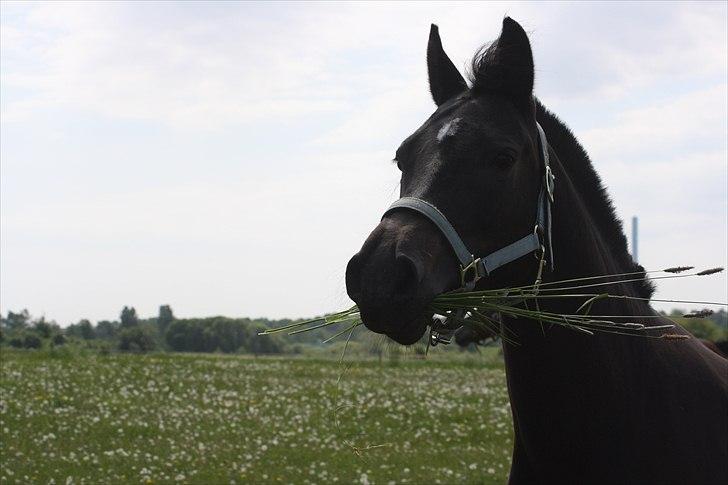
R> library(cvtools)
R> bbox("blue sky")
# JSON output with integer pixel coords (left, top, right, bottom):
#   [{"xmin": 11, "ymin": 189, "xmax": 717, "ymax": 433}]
[{"xmin": 1, "ymin": 1, "xmax": 726, "ymax": 324}]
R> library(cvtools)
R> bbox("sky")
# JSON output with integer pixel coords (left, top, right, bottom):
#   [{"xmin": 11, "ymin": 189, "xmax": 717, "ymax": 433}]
[{"xmin": 1, "ymin": 1, "xmax": 726, "ymax": 325}]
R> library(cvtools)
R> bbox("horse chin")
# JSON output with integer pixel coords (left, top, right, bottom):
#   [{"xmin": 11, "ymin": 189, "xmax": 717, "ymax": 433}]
[
  {"xmin": 388, "ymin": 322, "xmax": 428, "ymax": 345},
  {"xmin": 358, "ymin": 300, "xmax": 434, "ymax": 346},
  {"xmin": 374, "ymin": 315, "xmax": 429, "ymax": 346}
]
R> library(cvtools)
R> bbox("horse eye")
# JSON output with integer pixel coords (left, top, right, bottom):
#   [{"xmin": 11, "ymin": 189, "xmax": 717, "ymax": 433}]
[{"xmin": 494, "ymin": 152, "xmax": 515, "ymax": 167}]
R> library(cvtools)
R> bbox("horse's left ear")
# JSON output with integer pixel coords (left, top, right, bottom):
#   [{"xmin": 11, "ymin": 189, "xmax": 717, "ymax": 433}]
[
  {"xmin": 427, "ymin": 24, "xmax": 468, "ymax": 106},
  {"xmin": 472, "ymin": 17, "xmax": 534, "ymax": 99}
]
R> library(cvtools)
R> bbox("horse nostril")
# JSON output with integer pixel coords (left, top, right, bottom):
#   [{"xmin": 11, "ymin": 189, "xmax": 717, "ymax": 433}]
[
  {"xmin": 345, "ymin": 253, "xmax": 363, "ymax": 302},
  {"xmin": 394, "ymin": 253, "xmax": 423, "ymax": 293}
]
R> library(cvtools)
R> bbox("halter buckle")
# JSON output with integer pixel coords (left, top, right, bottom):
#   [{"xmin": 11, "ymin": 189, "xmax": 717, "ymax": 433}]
[{"xmin": 460, "ymin": 257, "xmax": 483, "ymax": 288}]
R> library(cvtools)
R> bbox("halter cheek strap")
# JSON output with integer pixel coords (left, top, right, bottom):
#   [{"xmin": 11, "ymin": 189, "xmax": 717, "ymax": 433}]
[{"xmin": 382, "ymin": 122, "xmax": 555, "ymax": 292}]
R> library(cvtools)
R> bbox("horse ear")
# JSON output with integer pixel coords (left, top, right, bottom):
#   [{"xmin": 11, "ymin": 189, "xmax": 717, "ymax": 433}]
[
  {"xmin": 472, "ymin": 17, "xmax": 534, "ymax": 98},
  {"xmin": 427, "ymin": 24, "xmax": 467, "ymax": 106}
]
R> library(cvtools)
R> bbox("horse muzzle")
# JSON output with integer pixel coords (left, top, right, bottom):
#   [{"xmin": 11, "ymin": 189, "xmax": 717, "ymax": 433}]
[{"xmin": 345, "ymin": 214, "xmax": 456, "ymax": 345}]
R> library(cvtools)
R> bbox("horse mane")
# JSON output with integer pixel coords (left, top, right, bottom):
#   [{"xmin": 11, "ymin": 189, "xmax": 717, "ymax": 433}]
[{"xmin": 533, "ymin": 100, "xmax": 655, "ymax": 299}]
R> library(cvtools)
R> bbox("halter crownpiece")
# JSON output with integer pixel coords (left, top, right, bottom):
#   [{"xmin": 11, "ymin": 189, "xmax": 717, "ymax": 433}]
[{"xmin": 381, "ymin": 121, "xmax": 555, "ymax": 345}]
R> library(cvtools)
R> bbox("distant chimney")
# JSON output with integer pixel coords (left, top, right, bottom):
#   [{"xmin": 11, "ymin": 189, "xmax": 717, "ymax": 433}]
[{"xmin": 631, "ymin": 216, "xmax": 638, "ymax": 263}]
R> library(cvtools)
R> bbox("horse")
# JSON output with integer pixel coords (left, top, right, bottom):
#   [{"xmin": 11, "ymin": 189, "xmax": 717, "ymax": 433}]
[
  {"xmin": 344, "ymin": 18, "xmax": 728, "ymax": 484},
  {"xmin": 701, "ymin": 339, "xmax": 727, "ymax": 358}
]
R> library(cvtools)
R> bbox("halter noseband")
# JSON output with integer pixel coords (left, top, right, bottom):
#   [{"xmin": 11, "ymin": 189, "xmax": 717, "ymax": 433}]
[{"xmin": 381, "ymin": 122, "xmax": 555, "ymax": 345}]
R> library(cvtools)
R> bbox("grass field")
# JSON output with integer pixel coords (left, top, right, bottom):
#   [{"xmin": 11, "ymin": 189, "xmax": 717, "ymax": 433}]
[{"xmin": 0, "ymin": 349, "xmax": 513, "ymax": 484}]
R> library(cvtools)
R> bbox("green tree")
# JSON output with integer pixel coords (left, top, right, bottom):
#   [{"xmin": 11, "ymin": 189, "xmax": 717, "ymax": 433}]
[
  {"xmin": 120, "ymin": 306, "xmax": 139, "ymax": 329},
  {"xmin": 32, "ymin": 317, "xmax": 53, "ymax": 339},
  {"xmin": 52, "ymin": 334, "xmax": 67, "ymax": 346},
  {"xmin": 3, "ymin": 310, "xmax": 30, "ymax": 331},
  {"xmin": 118, "ymin": 326, "xmax": 156, "ymax": 352},
  {"xmin": 165, "ymin": 320, "xmax": 190, "ymax": 351},
  {"xmin": 158, "ymin": 305, "xmax": 175, "ymax": 335},
  {"xmin": 250, "ymin": 324, "xmax": 285, "ymax": 355},
  {"xmin": 95, "ymin": 320, "xmax": 118, "ymax": 340},
  {"xmin": 67, "ymin": 319, "xmax": 95, "ymax": 340},
  {"xmin": 709, "ymin": 309, "xmax": 727, "ymax": 330},
  {"xmin": 78, "ymin": 319, "xmax": 95, "ymax": 340},
  {"xmin": 23, "ymin": 334, "xmax": 42, "ymax": 349},
  {"xmin": 678, "ymin": 318, "xmax": 725, "ymax": 341}
]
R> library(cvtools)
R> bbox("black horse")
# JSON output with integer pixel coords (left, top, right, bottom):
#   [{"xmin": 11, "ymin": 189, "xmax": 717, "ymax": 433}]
[{"xmin": 345, "ymin": 18, "xmax": 728, "ymax": 484}]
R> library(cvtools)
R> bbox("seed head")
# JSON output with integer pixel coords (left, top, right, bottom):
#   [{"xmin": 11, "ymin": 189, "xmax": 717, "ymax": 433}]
[
  {"xmin": 682, "ymin": 309, "xmax": 714, "ymax": 319},
  {"xmin": 661, "ymin": 334, "xmax": 690, "ymax": 340},
  {"xmin": 696, "ymin": 267, "xmax": 724, "ymax": 276},
  {"xmin": 663, "ymin": 266, "xmax": 694, "ymax": 274}
]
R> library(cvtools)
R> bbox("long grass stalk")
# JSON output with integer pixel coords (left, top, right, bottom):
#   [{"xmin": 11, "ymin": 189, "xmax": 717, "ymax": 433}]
[
  {"xmin": 479, "ymin": 266, "xmax": 695, "ymax": 294},
  {"xmin": 258, "ymin": 306, "xmax": 359, "ymax": 335},
  {"xmin": 258, "ymin": 266, "xmax": 725, "ymax": 344},
  {"xmin": 323, "ymin": 322, "xmax": 363, "ymax": 344},
  {"xmin": 435, "ymin": 292, "xmax": 728, "ymax": 308},
  {"xmin": 287, "ymin": 316, "xmax": 359, "ymax": 335},
  {"xmin": 435, "ymin": 269, "xmax": 724, "ymax": 299}
]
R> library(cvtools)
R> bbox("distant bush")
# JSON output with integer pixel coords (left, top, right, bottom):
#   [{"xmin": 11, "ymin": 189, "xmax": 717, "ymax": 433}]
[
  {"xmin": 52, "ymin": 334, "xmax": 67, "ymax": 346},
  {"xmin": 33, "ymin": 319, "xmax": 53, "ymax": 339},
  {"xmin": 23, "ymin": 334, "xmax": 42, "ymax": 349},
  {"xmin": 120, "ymin": 306, "xmax": 139, "ymax": 329},
  {"xmin": 676, "ymin": 318, "xmax": 727, "ymax": 342},
  {"xmin": 118, "ymin": 327, "xmax": 157, "ymax": 353},
  {"xmin": 94, "ymin": 320, "xmax": 118, "ymax": 340},
  {"xmin": 97, "ymin": 341, "xmax": 112, "ymax": 356}
]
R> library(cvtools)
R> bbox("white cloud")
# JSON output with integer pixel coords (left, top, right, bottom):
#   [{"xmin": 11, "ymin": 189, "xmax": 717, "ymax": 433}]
[
  {"xmin": 1, "ymin": 1, "xmax": 725, "ymax": 323},
  {"xmin": 580, "ymin": 85, "xmax": 727, "ymax": 160}
]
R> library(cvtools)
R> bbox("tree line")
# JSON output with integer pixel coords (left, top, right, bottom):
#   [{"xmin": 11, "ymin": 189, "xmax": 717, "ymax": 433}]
[
  {"xmin": 0, "ymin": 305, "xmax": 295, "ymax": 354},
  {"xmin": 1, "ymin": 306, "xmax": 726, "ymax": 354}
]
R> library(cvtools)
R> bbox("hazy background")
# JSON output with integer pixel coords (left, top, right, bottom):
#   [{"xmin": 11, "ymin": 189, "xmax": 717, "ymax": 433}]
[{"xmin": 1, "ymin": 1, "xmax": 726, "ymax": 325}]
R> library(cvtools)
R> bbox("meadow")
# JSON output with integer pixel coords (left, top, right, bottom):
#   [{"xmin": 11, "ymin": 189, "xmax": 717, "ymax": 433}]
[{"xmin": 0, "ymin": 349, "xmax": 513, "ymax": 484}]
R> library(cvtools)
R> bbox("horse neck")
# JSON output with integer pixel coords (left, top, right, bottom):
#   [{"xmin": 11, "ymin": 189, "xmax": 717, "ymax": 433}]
[
  {"xmin": 531, "ymin": 149, "xmax": 651, "ymax": 324},
  {"xmin": 502, "ymin": 151, "xmax": 660, "ymax": 424}
]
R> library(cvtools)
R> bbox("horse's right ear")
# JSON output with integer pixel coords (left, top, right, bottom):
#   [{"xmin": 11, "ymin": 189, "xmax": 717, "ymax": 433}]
[
  {"xmin": 427, "ymin": 24, "xmax": 467, "ymax": 106},
  {"xmin": 471, "ymin": 17, "xmax": 534, "ymax": 99}
]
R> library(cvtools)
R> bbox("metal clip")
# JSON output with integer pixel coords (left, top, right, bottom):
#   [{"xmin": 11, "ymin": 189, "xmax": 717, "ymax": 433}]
[
  {"xmin": 429, "ymin": 316, "xmax": 460, "ymax": 347},
  {"xmin": 534, "ymin": 247, "xmax": 546, "ymax": 288},
  {"xmin": 544, "ymin": 165, "xmax": 555, "ymax": 203},
  {"xmin": 430, "ymin": 330, "xmax": 452, "ymax": 347},
  {"xmin": 533, "ymin": 224, "xmax": 544, "ymax": 258}
]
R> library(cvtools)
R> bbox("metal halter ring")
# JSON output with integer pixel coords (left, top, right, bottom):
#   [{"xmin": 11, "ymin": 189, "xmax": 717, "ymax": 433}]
[{"xmin": 460, "ymin": 257, "xmax": 483, "ymax": 288}]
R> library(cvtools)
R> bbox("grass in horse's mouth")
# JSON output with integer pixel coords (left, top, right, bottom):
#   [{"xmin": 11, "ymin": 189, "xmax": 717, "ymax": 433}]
[{"xmin": 259, "ymin": 266, "xmax": 726, "ymax": 345}]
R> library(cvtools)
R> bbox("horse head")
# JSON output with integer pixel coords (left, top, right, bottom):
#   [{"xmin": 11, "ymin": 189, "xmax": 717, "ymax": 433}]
[{"xmin": 345, "ymin": 18, "xmax": 545, "ymax": 344}]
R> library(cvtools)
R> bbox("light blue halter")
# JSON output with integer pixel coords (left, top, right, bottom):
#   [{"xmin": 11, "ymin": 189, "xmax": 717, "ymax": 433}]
[{"xmin": 381, "ymin": 123, "xmax": 555, "ymax": 345}]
